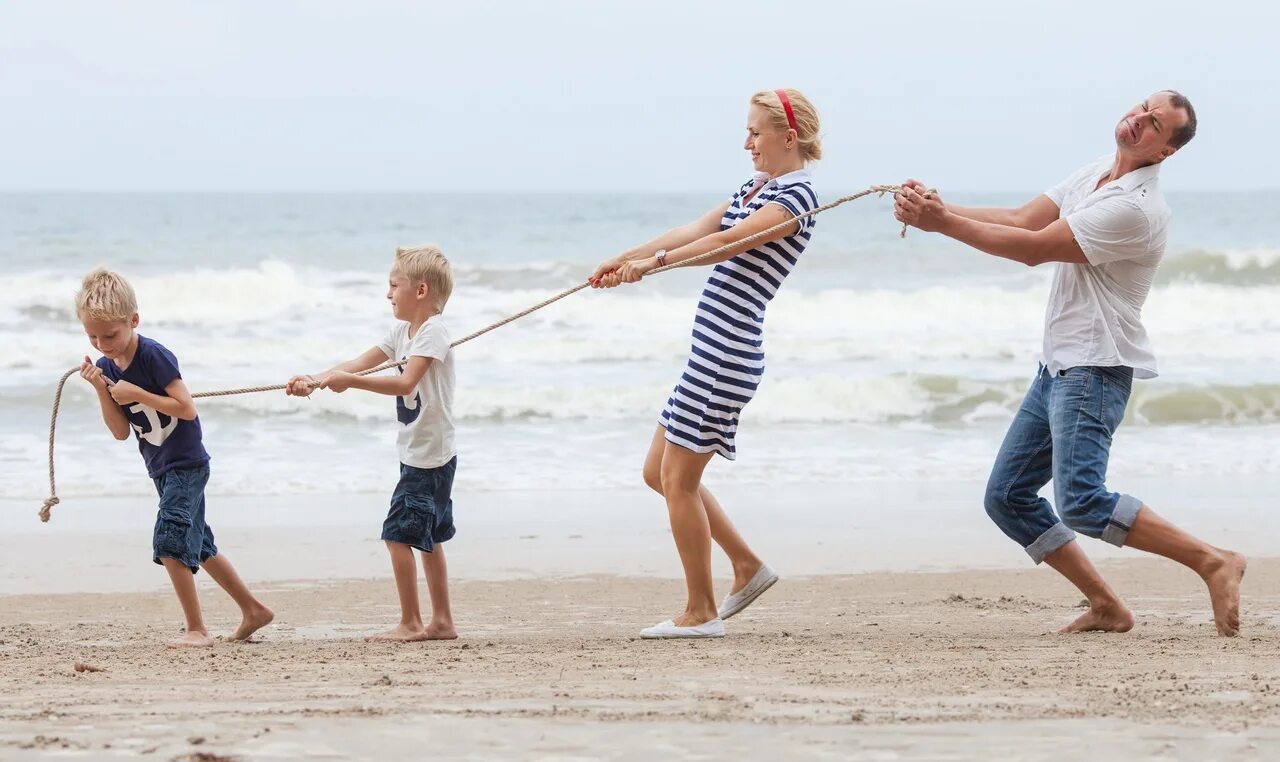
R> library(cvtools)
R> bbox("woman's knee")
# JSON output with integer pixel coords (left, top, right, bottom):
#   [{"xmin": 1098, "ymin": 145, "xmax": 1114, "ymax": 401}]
[{"xmin": 642, "ymin": 461, "xmax": 664, "ymax": 495}]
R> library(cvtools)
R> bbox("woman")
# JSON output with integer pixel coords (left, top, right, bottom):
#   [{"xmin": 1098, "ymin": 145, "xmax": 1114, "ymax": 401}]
[{"xmin": 590, "ymin": 89, "xmax": 822, "ymax": 638}]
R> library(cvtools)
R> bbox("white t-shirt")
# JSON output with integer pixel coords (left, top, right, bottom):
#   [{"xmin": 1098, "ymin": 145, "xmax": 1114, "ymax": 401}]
[
  {"xmin": 376, "ymin": 316, "xmax": 456, "ymax": 469},
  {"xmin": 1041, "ymin": 153, "xmax": 1169, "ymax": 379}
]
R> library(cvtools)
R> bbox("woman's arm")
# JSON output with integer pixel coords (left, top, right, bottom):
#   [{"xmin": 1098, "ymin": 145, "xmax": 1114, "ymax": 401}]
[
  {"xmin": 590, "ymin": 201, "xmax": 731, "ymax": 283},
  {"xmin": 599, "ymin": 202, "xmax": 799, "ymax": 286}
]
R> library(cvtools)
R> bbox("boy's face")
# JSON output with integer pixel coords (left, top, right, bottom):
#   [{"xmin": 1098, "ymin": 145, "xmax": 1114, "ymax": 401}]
[
  {"xmin": 386, "ymin": 268, "xmax": 428, "ymax": 320},
  {"xmin": 82, "ymin": 315, "xmax": 138, "ymax": 360}
]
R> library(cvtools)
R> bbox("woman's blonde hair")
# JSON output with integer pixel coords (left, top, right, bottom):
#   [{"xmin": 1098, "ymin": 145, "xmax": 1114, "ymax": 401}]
[
  {"xmin": 750, "ymin": 88, "xmax": 822, "ymax": 161},
  {"xmin": 75, "ymin": 267, "xmax": 138, "ymax": 322},
  {"xmin": 394, "ymin": 244, "xmax": 454, "ymax": 312}
]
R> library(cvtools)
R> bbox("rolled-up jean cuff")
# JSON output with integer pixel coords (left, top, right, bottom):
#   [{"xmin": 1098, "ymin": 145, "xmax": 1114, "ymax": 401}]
[
  {"xmin": 1025, "ymin": 522, "xmax": 1077, "ymax": 564},
  {"xmin": 1101, "ymin": 494, "xmax": 1143, "ymax": 547}
]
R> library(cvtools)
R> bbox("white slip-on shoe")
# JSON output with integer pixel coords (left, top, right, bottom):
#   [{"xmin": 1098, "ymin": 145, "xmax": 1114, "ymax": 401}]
[
  {"xmin": 639, "ymin": 618, "xmax": 726, "ymax": 639},
  {"xmin": 718, "ymin": 564, "xmax": 779, "ymax": 620}
]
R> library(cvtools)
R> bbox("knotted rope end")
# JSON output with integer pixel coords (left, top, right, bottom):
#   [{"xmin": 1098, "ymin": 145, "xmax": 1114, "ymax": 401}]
[{"xmin": 39, "ymin": 496, "xmax": 59, "ymax": 523}]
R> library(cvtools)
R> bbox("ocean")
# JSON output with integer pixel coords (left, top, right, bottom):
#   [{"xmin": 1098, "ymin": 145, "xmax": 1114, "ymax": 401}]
[{"xmin": 1, "ymin": 189, "xmax": 1277, "ymax": 507}]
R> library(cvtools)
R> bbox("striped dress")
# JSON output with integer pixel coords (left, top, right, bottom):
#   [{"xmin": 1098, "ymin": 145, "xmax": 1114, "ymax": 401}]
[{"xmin": 660, "ymin": 169, "xmax": 818, "ymax": 459}]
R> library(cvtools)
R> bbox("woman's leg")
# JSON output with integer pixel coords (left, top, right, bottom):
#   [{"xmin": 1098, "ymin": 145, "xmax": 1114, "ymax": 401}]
[
  {"xmin": 659, "ymin": 441, "xmax": 718, "ymax": 626},
  {"xmin": 644, "ymin": 426, "xmax": 763, "ymax": 593}
]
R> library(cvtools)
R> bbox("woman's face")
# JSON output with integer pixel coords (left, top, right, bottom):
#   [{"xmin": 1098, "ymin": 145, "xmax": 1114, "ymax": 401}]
[{"xmin": 743, "ymin": 103, "xmax": 792, "ymax": 175}]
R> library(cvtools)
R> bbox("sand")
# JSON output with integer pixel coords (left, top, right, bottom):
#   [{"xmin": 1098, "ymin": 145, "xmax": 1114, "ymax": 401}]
[{"xmin": 2, "ymin": 560, "xmax": 1279, "ymax": 759}]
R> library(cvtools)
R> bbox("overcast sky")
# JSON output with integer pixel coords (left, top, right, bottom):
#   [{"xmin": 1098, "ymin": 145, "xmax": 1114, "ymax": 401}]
[{"xmin": 2, "ymin": 0, "xmax": 1275, "ymax": 192}]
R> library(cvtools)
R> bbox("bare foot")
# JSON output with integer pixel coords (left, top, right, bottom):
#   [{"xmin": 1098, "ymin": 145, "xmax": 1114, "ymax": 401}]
[
  {"xmin": 424, "ymin": 622, "xmax": 458, "ymax": 640},
  {"xmin": 365, "ymin": 623, "xmax": 429, "ymax": 642},
  {"xmin": 229, "ymin": 605, "xmax": 275, "ymax": 641},
  {"xmin": 1203, "ymin": 550, "xmax": 1246, "ymax": 636},
  {"xmin": 167, "ymin": 630, "xmax": 216, "ymax": 649},
  {"xmin": 1059, "ymin": 601, "xmax": 1135, "ymax": 633}
]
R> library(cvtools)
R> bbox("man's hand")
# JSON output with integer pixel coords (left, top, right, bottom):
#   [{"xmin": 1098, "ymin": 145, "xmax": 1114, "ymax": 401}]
[
  {"xmin": 318, "ymin": 371, "xmax": 355, "ymax": 393},
  {"xmin": 79, "ymin": 356, "xmax": 111, "ymax": 390},
  {"xmin": 107, "ymin": 379, "xmax": 143, "ymax": 406},
  {"xmin": 894, "ymin": 182, "xmax": 949, "ymax": 233}
]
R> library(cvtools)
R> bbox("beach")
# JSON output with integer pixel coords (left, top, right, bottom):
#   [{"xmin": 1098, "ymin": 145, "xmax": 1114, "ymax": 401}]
[{"xmin": 3, "ymin": 482, "xmax": 1279, "ymax": 759}]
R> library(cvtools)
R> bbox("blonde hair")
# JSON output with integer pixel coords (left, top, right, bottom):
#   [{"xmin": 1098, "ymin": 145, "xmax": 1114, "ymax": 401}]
[
  {"xmin": 751, "ymin": 88, "xmax": 822, "ymax": 161},
  {"xmin": 75, "ymin": 267, "xmax": 138, "ymax": 322},
  {"xmin": 394, "ymin": 244, "xmax": 454, "ymax": 312}
]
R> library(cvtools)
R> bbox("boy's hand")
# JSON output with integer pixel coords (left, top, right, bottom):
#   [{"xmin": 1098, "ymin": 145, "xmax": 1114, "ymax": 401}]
[
  {"xmin": 319, "ymin": 371, "xmax": 354, "ymax": 393},
  {"xmin": 107, "ymin": 379, "xmax": 143, "ymax": 406},
  {"xmin": 79, "ymin": 356, "xmax": 111, "ymax": 390},
  {"xmin": 285, "ymin": 374, "xmax": 319, "ymax": 397}
]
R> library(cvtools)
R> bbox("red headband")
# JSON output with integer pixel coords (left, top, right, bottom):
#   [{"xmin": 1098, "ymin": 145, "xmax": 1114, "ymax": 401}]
[{"xmin": 775, "ymin": 88, "xmax": 798, "ymax": 132}]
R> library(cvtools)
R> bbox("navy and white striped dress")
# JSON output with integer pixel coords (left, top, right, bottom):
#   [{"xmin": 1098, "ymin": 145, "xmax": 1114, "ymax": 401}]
[{"xmin": 660, "ymin": 169, "xmax": 818, "ymax": 459}]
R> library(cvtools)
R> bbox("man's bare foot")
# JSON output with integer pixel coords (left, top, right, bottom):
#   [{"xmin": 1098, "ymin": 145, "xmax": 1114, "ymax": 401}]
[
  {"xmin": 425, "ymin": 622, "xmax": 458, "ymax": 640},
  {"xmin": 1202, "ymin": 550, "xmax": 1246, "ymax": 636},
  {"xmin": 167, "ymin": 630, "xmax": 216, "ymax": 649},
  {"xmin": 229, "ymin": 605, "xmax": 275, "ymax": 641},
  {"xmin": 1059, "ymin": 601, "xmax": 1134, "ymax": 633},
  {"xmin": 365, "ymin": 623, "xmax": 429, "ymax": 642}
]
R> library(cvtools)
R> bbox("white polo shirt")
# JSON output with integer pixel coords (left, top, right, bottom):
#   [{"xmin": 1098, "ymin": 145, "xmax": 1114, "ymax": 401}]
[{"xmin": 1041, "ymin": 154, "xmax": 1170, "ymax": 379}]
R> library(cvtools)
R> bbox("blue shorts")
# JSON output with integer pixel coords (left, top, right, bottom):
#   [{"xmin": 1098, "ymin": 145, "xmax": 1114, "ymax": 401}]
[
  {"xmin": 151, "ymin": 464, "xmax": 217, "ymax": 572},
  {"xmin": 383, "ymin": 457, "xmax": 457, "ymax": 553}
]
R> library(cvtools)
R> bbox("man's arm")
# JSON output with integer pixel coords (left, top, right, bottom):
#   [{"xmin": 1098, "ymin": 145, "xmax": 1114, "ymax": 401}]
[
  {"xmin": 896, "ymin": 187, "xmax": 1088, "ymax": 267},
  {"xmin": 901, "ymin": 179, "xmax": 1060, "ymax": 230}
]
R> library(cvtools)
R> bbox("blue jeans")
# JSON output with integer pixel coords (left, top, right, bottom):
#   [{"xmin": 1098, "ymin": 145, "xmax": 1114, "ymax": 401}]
[{"xmin": 984, "ymin": 365, "xmax": 1143, "ymax": 563}]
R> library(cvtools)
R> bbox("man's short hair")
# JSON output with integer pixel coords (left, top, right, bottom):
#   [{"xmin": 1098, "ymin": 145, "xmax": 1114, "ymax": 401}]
[{"xmin": 1164, "ymin": 90, "xmax": 1197, "ymax": 150}]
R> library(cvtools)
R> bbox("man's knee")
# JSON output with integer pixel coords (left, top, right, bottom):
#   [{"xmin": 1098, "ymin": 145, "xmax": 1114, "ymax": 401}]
[
  {"xmin": 983, "ymin": 478, "xmax": 1013, "ymax": 521},
  {"xmin": 1058, "ymin": 490, "xmax": 1112, "ymax": 537}
]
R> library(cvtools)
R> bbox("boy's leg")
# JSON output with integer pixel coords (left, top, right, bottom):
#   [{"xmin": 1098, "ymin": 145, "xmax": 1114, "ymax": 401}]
[
  {"xmin": 420, "ymin": 545, "xmax": 457, "ymax": 639},
  {"xmin": 201, "ymin": 555, "xmax": 275, "ymax": 641},
  {"xmin": 659, "ymin": 442, "xmax": 718, "ymax": 626},
  {"xmin": 160, "ymin": 558, "xmax": 214, "ymax": 648},
  {"xmin": 645, "ymin": 425, "xmax": 763, "ymax": 594},
  {"xmin": 367, "ymin": 540, "xmax": 428, "ymax": 642}
]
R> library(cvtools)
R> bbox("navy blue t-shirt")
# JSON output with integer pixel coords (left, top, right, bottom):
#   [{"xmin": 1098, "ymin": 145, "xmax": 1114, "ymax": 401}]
[{"xmin": 96, "ymin": 335, "xmax": 209, "ymax": 478}]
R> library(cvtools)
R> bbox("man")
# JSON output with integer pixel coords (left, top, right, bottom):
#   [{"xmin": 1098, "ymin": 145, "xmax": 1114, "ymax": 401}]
[{"xmin": 894, "ymin": 90, "xmax": 1246, "ymax": 636}]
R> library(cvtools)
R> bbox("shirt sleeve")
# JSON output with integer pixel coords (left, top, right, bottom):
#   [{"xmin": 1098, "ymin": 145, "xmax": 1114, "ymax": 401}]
[
  {"xmin": 767, "ymin": 183, "xmax": 819, "ymax": 236},
  {"xmin": 376, "ymin": 325, "xmax": 399, "ymax": 361},
  {"xmin": 407, "ymin": 322, "xmax": 451, "ymax": 361},
  {"xmin": 1065, "ymin": 196, "xmax": 1152, "ymax": 265},
  {"xmin": 146, "ymin": 343, "xmax": 182, "ymax": 390}
]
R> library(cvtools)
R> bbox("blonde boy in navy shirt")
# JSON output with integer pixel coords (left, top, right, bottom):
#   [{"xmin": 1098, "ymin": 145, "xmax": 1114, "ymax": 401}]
[
  {"xmin": 287, "ymin": 245, "xmax": 458, "ymax": 642},
  {"xmin": 77, "ymin": 268, "xmax": 274, "ymax": 648}
]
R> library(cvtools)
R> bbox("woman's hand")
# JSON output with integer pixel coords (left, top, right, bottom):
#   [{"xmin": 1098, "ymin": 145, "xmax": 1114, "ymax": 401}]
[
  {"xmin": 615, "ymin": 257, "xmax": 655, "ymax": 284},
  {"xmin": 589, "ymin": 255, "xmax": 627, "ymax": 288}
]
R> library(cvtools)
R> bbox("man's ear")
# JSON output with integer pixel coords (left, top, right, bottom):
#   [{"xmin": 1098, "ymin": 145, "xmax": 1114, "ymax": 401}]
[
  {"xmin": 1159, "ymin": 145, "xmax": 1178, "ymax": 161},
  {"xmin": 418, "ymin": 283, "xmax": 430, "ymax": 300},
  {"xmin": 130, "ymin": 313, "xmax": 140, "ymax": 328}
]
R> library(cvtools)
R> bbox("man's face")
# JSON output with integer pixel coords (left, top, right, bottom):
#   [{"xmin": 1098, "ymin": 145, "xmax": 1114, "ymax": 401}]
[{"xmin": 1114, "ymin": 91, "xmax": 1189, "ymax": 163}]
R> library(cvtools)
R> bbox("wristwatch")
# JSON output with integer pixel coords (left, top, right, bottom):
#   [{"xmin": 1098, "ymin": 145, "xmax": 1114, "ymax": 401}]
[{"xmin": 654, "ymin": 249, "xmax": 668, "ymax": 267}]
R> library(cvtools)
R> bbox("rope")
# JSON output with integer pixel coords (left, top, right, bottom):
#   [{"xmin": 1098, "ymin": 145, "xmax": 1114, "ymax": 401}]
[{"xmin": 38, "ymin": 183, "xmax": 910, "ymax": 521}]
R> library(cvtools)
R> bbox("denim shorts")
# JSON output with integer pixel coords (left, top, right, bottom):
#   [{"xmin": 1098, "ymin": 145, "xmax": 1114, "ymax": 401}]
[
  {"xmin": 152, "ymin": 463, "xmax": 217, "ymax": 572},
  {"xmin": 383, "ymin": 457, "xmax": 457, "ymax": 553}
]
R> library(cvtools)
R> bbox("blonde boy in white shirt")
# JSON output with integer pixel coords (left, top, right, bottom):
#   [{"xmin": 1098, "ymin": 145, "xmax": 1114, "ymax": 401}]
[{"xmin": 287, "ymin": 245, "xmax": 458, "ymax": 642}]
